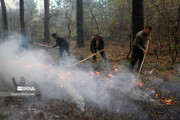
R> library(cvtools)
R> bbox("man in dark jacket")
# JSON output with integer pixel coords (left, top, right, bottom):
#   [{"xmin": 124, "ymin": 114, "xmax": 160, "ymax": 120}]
[
  {"xmin": 129, "ymin": 26, "xmax": 152, "ymax": 71},
  {"xmin": 52, "ymin": 33, "xmax": 70, "ymax": 58},
  {"xmin": 90, "ymin": 34, "xmax": 107, "ymax": 62}
]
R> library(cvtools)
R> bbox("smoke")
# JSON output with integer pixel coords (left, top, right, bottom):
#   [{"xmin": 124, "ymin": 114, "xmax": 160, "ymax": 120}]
[{"xmin": 0, "ymin": 34, "xmax": 152, "ymax": 115}]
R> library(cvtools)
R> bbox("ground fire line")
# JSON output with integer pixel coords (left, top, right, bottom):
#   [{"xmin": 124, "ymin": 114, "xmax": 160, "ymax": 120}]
[{"xmin": 8, "ymin": 59, "xmax": 177, "ymax": 106}]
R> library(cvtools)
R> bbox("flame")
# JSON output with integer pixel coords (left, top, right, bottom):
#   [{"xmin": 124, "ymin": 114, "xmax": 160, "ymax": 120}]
[
  {"xmin": 57, "ymin": 74, "xmax": 65, "ymax": 79},
  {"xmin": 138, "ymin": 81, "xmax": 143, "ymax": 87},
  {"xmin": 60, "ymin": 84, "xmax": 64, "ymax": 88},
  {"xmin": 43, "ymin": 66, "xmax": 49, "ymax": 68},
  {"xmin": 108, "ymin": 73, "xmax": 113, "ymax": 77},
  {"xmin": 13, "ymin": 60, "xmax": 21, "ymax": 63},
  {"xmin": 114, "ymin": 68, "xmax": 118, "ymax": 72},
  {"xmin": 96, "ymin": 71, "xmax": 100, "ymax": 75},
  {"xmin": 90, "ymin": 72, "xmax": 94, "ymax": 78},
  {"xmin": 156, "ymin": 93, "xmax": 175, "ymax": 105},
  {"xmin": 90, "ymin": 72, "xmax": 94, "ymax": 76},
  {"xmin": 21, "ymin": 63, "xmax": 32, "ymax": 68},
  {"xmin": 104, "ymin": 77, "xmax": 109, "ymax": 80},
  {"xmin": 156, "ymin": 93, "xmax": 159, "ymax": 99},
  {"xmin": 67, "ymin": 72, "xmax": 71, "ymax": 76},
  {"xmin": 160, "ymin": 98, "xmax": 175, "ymax": 105},
  {"xmin": 25, "ymin": 65, "xmax": 32, "ymax": 68}
]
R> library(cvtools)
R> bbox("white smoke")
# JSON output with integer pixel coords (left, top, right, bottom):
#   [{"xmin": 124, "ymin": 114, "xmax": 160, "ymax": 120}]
[{"xmin": 0, "ymin": 34, "xmax": 151, "ymax": 113}]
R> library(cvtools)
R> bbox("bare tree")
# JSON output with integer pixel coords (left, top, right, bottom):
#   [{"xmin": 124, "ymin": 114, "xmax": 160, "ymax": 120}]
[
  {"xmin": 1, "ymin": 0, "xmax": 8, "ymax": 39},
  {"xmin": 44, "ymin": 0, "xmax": 50, "ymax": 43},
  {"xmin": 153, "ymin": 0, "xmax": 180, "ymax": 66},
  {"xmin": 88, "ymin": 5, "xmax": 100, "ymax": 34},
  {"xmin": 65, "ymin": 7, "xmax": 73, "ymax": 45},
  {"xmin": 76, "ymin": 0, "xmax": 84, "ymax": 47}
]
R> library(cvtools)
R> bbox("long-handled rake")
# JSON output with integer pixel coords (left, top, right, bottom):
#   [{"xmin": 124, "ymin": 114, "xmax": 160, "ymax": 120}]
[
  {"xmin": 70, "ymin": 50, "xmax": 104, "ymax": 67},
  {"xmin": 138, "ymin": 39, "xmax": 150, "ymax": 77}
]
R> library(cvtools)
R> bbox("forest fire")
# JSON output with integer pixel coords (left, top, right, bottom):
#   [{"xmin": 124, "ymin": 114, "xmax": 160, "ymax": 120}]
[
  {"xmin": 13, "ymin": 60, "xmax": 21, "ymax": 63},
  {"xmin": 0, "ymin": 51, "xmax": 178, "ymax": 120},
  {"xmin": 24, "ymin": 64, "xmax": 32, "ymax": 68},
  {"xmin": 0, "ymin": 0, "xmax": 180, "ymax": 118},
  {"xmin": 8, "ymin": 58, "xmax": 177, "ymax": 113},
  {"xmin": 156, "ymin": 93, "xmax": 176, "ymax": 105},
  {"xmin": 108, "ymin": 73, "xmax": 113, "ymax": 77},
  {"xmin": 114, "ymin": 68, "xmax": 118, "ymax": 72},
  {"xmin": 57, "ymin": 73, "xmax": 66, "ymax": 79},
  {"xmin": 96, "ymin": 71, "xmax": 100, "ymax": 75}
]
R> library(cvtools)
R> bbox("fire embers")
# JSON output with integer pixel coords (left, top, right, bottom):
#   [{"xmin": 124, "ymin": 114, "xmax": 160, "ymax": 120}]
[
  {"xmin": 137, "ymin": 81, "xmax": 143, "ymax": 87},
  {"xmin": 156, "ymin": 93, "xmax": 176, "ymax": 105},
  {"xmin": 135, "ymin": 78, "xmax": 177, "ymax": 106}
]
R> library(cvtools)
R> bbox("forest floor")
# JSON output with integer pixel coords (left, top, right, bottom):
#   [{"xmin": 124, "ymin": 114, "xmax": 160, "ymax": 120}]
[
  {"xmin": 48, "ymin": 39, "xmax": 179, "ymax": 81},
  {"xmin": 68, "ymin": 40, "xmax": 180, "ymax": 80},
  {"xmin": 0, "ymin": 40, "xmax": 179, "ymax": 120}
]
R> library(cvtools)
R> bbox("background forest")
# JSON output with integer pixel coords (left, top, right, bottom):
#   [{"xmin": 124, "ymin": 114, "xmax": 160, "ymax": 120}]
[{"xmin": 0, "ymin": 0, "xmax": 180, "ymax": 66}]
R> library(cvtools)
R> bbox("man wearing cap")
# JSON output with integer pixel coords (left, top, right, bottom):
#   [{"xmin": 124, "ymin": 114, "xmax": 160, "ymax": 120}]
[{"xmin": 90, "ymin": 34, "xmax": 107, "ymax": 62}]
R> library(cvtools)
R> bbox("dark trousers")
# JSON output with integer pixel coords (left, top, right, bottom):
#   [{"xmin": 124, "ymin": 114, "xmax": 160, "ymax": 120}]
[
  {"xmin": 59, "ymin": 48, "xmax": 70, "ymax": 58},
  {"xmin": 92, "ymin": 49, "xmax": 107, "ymax": 62},
  {"xmin": 129, "ymin": 46, "xmax": 144, "ymax": 71}
]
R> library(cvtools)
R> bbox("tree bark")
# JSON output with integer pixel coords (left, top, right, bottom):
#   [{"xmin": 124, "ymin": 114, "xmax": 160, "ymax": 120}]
[
  {"xmin": 132, "ymin": 0, "xmax": 144, "ymax": 40},
  {"xmin": 20, "ymin": 0, "xmax": 26, "ymax": 41},
  {"xmin": 44, "ymin": 0, "xmax": 50, "ymax": 43},
  {"xmin": 1, "ymin": 0, "xmax": 8, "ymax": 39},
  {"xmin": 76, "ymin": 0, "xmax": 84, "ymax": 47}
]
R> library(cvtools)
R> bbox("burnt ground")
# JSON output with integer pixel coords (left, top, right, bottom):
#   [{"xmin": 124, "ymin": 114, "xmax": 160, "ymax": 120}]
[
  {"xmin": 0, "ymin": 67, "xmax": 179, "ymax": 120},
  {"xmin": 0, "ymin": 85, "xmax": 179, "ymax": 120},
  {"xmin": 0, "ymin": 41, "xmax": 179, "ymax": 120}
]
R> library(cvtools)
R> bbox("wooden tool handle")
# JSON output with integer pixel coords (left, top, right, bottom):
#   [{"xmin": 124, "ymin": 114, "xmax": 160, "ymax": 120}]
[
  {"xmin": 138, "ymin": 40, "xmax": 150, "ymax": 77},
  {"xmin": 71, "ymin": 50, "xmax": 104, "ymax": 67}
]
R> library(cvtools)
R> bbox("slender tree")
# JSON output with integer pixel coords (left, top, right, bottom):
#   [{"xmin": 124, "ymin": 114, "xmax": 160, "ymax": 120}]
[
  {"xmin": 44, "ymin": 0, "xmax": 50, "ymax": 43},
  {"xmin": 76, "ymin": 0, "xmax": 84, "ymax": 47},
  {"xmin": 1, "ymin": 0, "xmax": 8, "ymax": 39},
  {"xmin": 20, "ymin": 0, "xmax": 26, "ymax": 41},
  {"xmin": 132, "ymin": 0, "xmax": 144, "ymax": 40}
]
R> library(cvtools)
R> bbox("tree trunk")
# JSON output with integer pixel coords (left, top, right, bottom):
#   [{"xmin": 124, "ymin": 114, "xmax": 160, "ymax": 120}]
[
  {"xmin": 1, "ymin": 0, "xmax": 8, "ymax": 39},
  {"xmin": 44, "ymin": 0, "xmax": 50, "ymax": 43},
  {"xmin": 132, "ymin": 0, "xmax": 144, "ymax": 40},
  {"xmin": 20, "ymin": 0, "xmax": 26, "ymax": 41},
  {"xmin": 76, "ymin": 0, "xmax": 84, "ymax": 47}
]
